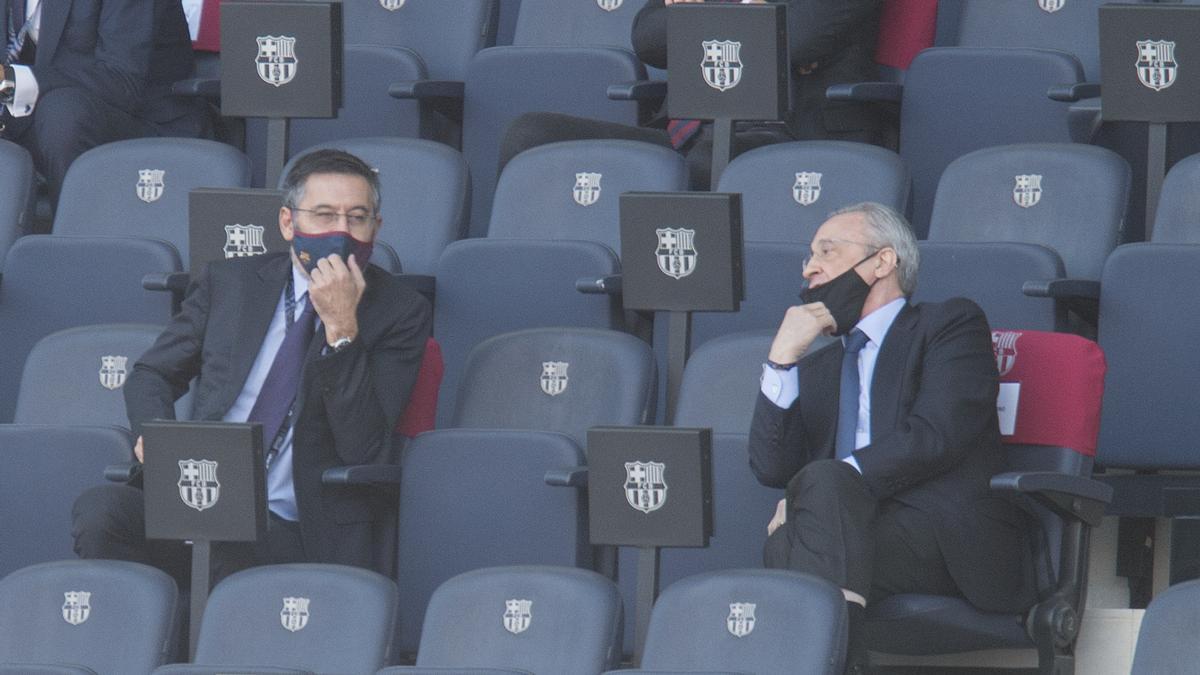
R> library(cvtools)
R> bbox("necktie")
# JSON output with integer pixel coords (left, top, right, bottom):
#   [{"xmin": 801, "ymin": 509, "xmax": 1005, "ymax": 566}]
[
  {"xmin": 248, "ymin": 291, "xmax": 316, "ymax": 463},
  {"xmin": 665, "ymin": 0, "xmax": 741, "ymax": 150},
  {"xmin": 835, "ymin": 329, "xmax": 869, "ymax": 460},
  {"xmin": 4, "ymin": 0, "xmax": 28, "ymax": 65}
]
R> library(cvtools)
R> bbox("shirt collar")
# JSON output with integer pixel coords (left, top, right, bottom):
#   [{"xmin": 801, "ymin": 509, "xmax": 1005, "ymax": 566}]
[
  {"xmin": 850, "ymin": 297, "xmax": 906, "ymax": 349},
  {"xmin": 291, "ymin": 263, "xmax": 309, "ymax": 304}
]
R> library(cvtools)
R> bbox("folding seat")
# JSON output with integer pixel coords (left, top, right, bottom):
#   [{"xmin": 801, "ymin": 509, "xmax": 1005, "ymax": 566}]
[
  {"xmin": 450, "ymin": 327, "xmax": 656, "ymax": 446},
  {"xmin": 380, "ymin": 566, "xmax": 622, "ymax": 675},
  {"xmin": 1129, "ymin": 578, "xmax": 1200, "ymax": 674},
  {"xmin": 0, "ymin": 139, "xmax": 34, "ymax": 270},
  {"xmin": 0, "ymin": 236, "xmax": 180, "ymax": 422},
  {"xmin": 340, "ymin": 0, "xmax": 498, "ymax": 82},
  {"xmin": 1150, "ymin": 150, "xmax": 1200, "ymax": 244},
  {"xmin": 866, "ymin": 330, "xmax": 1110, "ymax": 673},
  {"xmin": 392, "ymin": 430, "xmax": 589, "ymax": 656},
  {"xmin": 153, "ymin": 564, "xmax": 396, "ymax": 675},
  {"xmin": 0, "ymin": 560, "xmax": 179, "ymax": 674},
  {"xmin": 282, "ymin": 139, "xmax": 470, "ymax": 275},
  {"xmin": 52, "ymin": 138, "xmax": 251, "ymax": 262},
  {"xmin": 513, "ymin": 0, "xmax": 647, "ymax": 49},
  {"xmin": 609, "ymin": 569, "xmax": 848, "ymax": 675},
  {"xmin": 0, "ymin": 426, "xmax": 134, "ymax": 578},
  {"xmin": 488, "ymin": 139, "xmax": 687, "ymax": 249}
]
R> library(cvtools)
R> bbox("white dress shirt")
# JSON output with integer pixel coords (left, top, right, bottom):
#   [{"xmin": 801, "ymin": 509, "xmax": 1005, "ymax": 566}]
[{"xmin": 6, "ymin": 0, "xmax": 42, "ymax": 117}]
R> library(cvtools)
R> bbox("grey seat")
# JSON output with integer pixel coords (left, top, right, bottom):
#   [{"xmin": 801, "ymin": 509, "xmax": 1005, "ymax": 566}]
[
  {"xmin": 513, "ymin": 0, "xmax": 648, "ymax": 48},
  {"xmin": 1151, "ymin": 150, "xmax": 1200, "ymax": 244},
  {"xmin": 0, "ymin": 139, "xmax": 34, "ymax": 270},
  {"xmin": 1130, "ymin": 578, "xmax": 1200, "ymax": 674}
]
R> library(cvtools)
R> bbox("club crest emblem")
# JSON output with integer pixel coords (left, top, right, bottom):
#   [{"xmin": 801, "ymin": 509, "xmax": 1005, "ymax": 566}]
[
  {"xmin": 223, "ymin": 224, "xmax": 268, "ymax": 259},
  {"xmin": 655, "ymin": 228, "xmax": 697, "ymax": 280},
  {"xmin": 792, "ymin": 172, "xmax": 822, "ymax": 206},
  {"xmin": 573, "ymin": 172, "xmax": 602, "ymax": 207},
  {"xmin": 62, "ymin": 591, "xmax": 91, "ymax": 626},
  {"xmin": 178, "ymin": 459, "xmax": 220, "ymax": 512},
  {"xmin": 380, "ymin": 0, "xmax": 406, "ymax": 10},
  {"xmin": 281, "ymin": 597, "xmax": 310, "ymax": 632},
  {"xmin": 992, "ymin": 331, "xmax": 1021, "ymax": 377},
  {"xmin": 1137, "ymin": 40, "xmax": 1177, "ymax": 92},
  {"xmin": 624, "ymin": 461, "xmax": 668, "ymax": 514},
  {"xmin": 540, "ymin": 361, "xmax": 569, "ymax": 396},
  {"xmin": 597, "ymin": 0, "xmax": 623, "ymax": 10},
  {"xmin": 99, "ymin": 355, "xmax": 128, "ymax": 391},
  {"xmin": 727, "ymin": 602, "xmax": 756, "ymax": 638},
  {"xmin": 256, "ymin": 35, "xmax": 298, "ymax": 87},
  {"xmin": 702, "ymin": 40, "xmax": 743, "ymax": 92},
  {"xmin": 1013, "ymin": 175, "xmax": 1043, "ymax": 209},
  {"xmin": 1038, "ymin": 0, "xmax": 1064, "ymax": 13},
  {"xmin": 136, "ymin": 169, "xmax": 165, "ymax": 203},
  {"xmin": 503, "ymin": 599, "xmax": 532, "ymax": 635}
]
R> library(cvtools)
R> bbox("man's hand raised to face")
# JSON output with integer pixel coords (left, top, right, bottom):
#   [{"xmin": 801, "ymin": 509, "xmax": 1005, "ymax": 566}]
[
  {"xmin": 767, "ymin": 302, "xmax": 837, "ymax": 366},
  {"xmin": 308, "ymin": 253, "xmax": 367, "ymax": 347}
]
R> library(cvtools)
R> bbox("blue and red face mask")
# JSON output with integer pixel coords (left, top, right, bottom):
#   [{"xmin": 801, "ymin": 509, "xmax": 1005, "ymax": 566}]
[{"xmin": 291, "ymin": 230, "xmax": 374, "ymax": 273}]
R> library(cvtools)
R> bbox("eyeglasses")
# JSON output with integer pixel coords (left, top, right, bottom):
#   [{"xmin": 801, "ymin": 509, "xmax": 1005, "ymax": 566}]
[
  {"xmin": 290, "ymin": 207, "xmax": 376, "ymax": 229},
  {"xmin": 801, "ymin": 238, "xmax": 881, "ymax": 270}
]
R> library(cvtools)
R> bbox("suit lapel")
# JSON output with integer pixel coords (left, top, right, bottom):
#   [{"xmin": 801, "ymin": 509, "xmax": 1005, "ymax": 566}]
[
  {"xmin": 869, "ymin": 303, "xmax": 918, "ymax": 441},
  {"xmin": 221, "ymin": 255, "xmax": 291, "ymax": 413},
  {"xmin": 34, "ymin": 0, "xmax": 68, "ymax": 62}
]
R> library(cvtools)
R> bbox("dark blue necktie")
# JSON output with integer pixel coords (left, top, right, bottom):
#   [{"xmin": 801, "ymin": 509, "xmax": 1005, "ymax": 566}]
[
  {"xmin": 5, "ymin": 0, "xmax": 28, "ymax": 65},
  {"xmin": 836, "ymin": 329, "xmax": 869, "ymax": 460},
  {"xmin": 248, "ymin": 291, "xmax": 316, "ymax": 461}
]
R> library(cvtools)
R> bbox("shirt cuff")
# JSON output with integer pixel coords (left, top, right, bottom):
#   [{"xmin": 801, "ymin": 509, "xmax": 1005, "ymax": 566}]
[
  {"xmin": 6, "ymin": 65, "xmax": 38, "ymax": 117},
  {"xmin": 842, "ymin": 455, "xmax": 862, "ymax": 474},
  {"xmin": 760, "ymin": 363, "xmax": 800, "ymax": 409}
]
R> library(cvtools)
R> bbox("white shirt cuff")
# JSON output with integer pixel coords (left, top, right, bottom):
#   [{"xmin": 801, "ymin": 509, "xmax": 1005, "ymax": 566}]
[
  {"xmin": 760, "ymin": 364, "xmax": 800, "ymax": 409},
  {"xmin": 843, "ymin": 455, "xmax": 862, "ymax": 473},
  {"xmin": 6, "ymin": 65, "xmax": 38, "ymax": 117}
]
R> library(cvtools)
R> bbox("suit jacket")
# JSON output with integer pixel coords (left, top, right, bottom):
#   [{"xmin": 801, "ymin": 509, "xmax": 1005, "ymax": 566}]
[
  {"xmin": 2, "ymin": 0, "xmax": 203, "ymax": 128},
  {"xmin": 125, "ymin": 253, "xmax": 433, "ymax": 569},
  {"xmin": 631, "ymin": 0, "xmax": 883, "ymax": 138},
  {"xmin": 749, "ymin": 298, "xmax": 1037, "ymax": 614}
]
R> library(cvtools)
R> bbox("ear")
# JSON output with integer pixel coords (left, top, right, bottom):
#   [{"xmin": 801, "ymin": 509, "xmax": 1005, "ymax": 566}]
[
  {"xmin": 875, "ymin": 247, "xmax": 898, "ymax": 279},
  {"xmin": 279, "ymin": 206, "xmax": 295, "ymax": 242}
]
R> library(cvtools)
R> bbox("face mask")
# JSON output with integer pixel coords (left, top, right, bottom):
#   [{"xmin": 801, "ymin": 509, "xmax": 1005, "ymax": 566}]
[
  {"xmin": 291, "ymin": 230, "xmax": 374, "ymax": 274},
  {"xmin": 800, "ymin": 252, "xmax": 877, "ymax": 336}
]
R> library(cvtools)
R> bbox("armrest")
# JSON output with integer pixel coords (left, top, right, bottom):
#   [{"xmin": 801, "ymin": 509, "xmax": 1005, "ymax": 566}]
[
  {"xmin": 545, "ymin": 466, "xmax": 588, "ymax": 488},
  {"xmin": 143, "ymin": 272, "xmax": 191, "ymax": 294},
  {"xmin": 608, "ymin": 80, "xmax": 667, "ymax": 101},
  {"xmin": 321, "ymin": 464, "xmax": 402, "ymax": 486},
  {"xmin": 826, "ymin": 82, "xmax": 902, "ymax": 103},
  {"xmin": 172, "ymin": 77, "xmax": 221, "ymax": 100},
  {"xmin": 1022, "ymin": 278, "xmax": 1100, "ymax": 326},
  {"xmin": 991, "ymin": 471, "xmax": 1113, "ymax": 527},
  {"xmin": 105, "ymin": 462, "xmax": 141, "ymax": 483},
  {"xmin": 576, "ymin": 274, "xmax": 622, "ymax": 295},
  {"xmin": 388, "ymin": 80, "xmax": 465, "ymax": 101},
  {"xmin": 1047, "ymin": 82, "xmax": 1101, "ymax": 103}
]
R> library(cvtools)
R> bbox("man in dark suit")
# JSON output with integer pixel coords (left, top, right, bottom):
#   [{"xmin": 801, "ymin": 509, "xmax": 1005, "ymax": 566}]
[
  {"xmin": 0, "ymin": 0, "xmax": 208, "ymax": 207},
  {"xmin": 751, "ymin": 202, "xmax": 1034, "ymax": 672},
  {"xmin": 71, "ymin": 150, "xmax": 432, "ymax": 581}
]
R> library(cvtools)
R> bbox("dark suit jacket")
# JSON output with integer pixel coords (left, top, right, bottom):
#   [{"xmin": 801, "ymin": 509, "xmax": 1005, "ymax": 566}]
[
  {"xmin": 631, "ymin": 0, "xmax": 883, "ymax": 138},
  {"xmin": 124, "ymin": 253, "xmax": 432, "ymax": 569},
  {"xmin": 2, "ymin": 0, "xmax": 203, "ymax": 128},
  {"xmin": 749, "ymin": 298, "xmax": 1037, "ymax": 614}
]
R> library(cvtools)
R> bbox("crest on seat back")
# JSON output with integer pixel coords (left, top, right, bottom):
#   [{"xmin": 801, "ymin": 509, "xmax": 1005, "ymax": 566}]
[
  {"xmin": 62, "ymin": 591, "xmax": 91, "ymax": 626},
  {"xmin": 178, "ymin": 459, "xmax": 220, "ymax": 511},
  {"xmin": 281, "ymin": 597, "xmax": 310, "ymax": 632},
  {"xmin": 727, "ymin": 602, "xmax": 756, "ymax": 637},
  {"xmin": 99, "ymin": 355, "xmax": 128, "ymax": 390},
  {"xmin": 380, "ymin": 0, "xmax": 406, "ymax": 10},
  {"xmin": 1137, "ymin": 40, "xmax": 1178, "ymax": 92},
  {"xmin": 992, "ymin": 331, "xmax": 1021, "ymax": 377},
  {"xmin": 1038, "ymin": 0, "xmax": 1064, "ymax": 13},
  {"xmin": 503, "ymin": 599, "xmax": 532, "ymax": 634},
  {"xmin": 136, "ymin": 169, "xmax": 165, "ymax": 203},
  {"xmin": 793, "ymin": 172, "xmax": 822, "ymax": 206},
  {"xmin": 597, "ymin": 0, "xmax": 623, "ymax": 11},
  {"xmin": 1013, "ymin": 175, "xmax": 1042, "ymax": 209},
  {"xmin": 702, "ymin": 40, "xmax": 743, "ymax": 91},
  {"xmin": 656, "ymin": 228, "xmax": 698, "ymax": 279},
  {"xmin": 625, "ymin": 461, "xmax": 668, "ymax": 513},
  {"xmin": 256, "ymin": 35, "xmax": 298, "ymax": 87},
  {"xmin": 573, "ymin": 172, "xmax": 602, "ymax": 207}
]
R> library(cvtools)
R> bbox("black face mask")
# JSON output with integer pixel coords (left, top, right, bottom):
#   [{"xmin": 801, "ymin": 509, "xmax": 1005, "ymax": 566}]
[{"xmin": 800, "ymin": 252, "xmax": 878, "ymax": 336}]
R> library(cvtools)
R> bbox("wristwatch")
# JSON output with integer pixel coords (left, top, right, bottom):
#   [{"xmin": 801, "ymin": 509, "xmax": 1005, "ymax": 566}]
[
  {"xmin": 0, "ymin": 66, "xmax": 15, "ymax": 105},
  {"xmin": 328, "ymin": 336, "xmax": 354, "ymax": 353},
  {"xmin": 765, "ymin": 359, "xmax": 797, "ymax": 371}
]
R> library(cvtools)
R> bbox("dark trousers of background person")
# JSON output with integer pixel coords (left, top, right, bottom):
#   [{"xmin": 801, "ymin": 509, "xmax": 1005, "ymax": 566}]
[{"xmin": 499, "ymin": 112, "xmax": 881, "ymax": 191}]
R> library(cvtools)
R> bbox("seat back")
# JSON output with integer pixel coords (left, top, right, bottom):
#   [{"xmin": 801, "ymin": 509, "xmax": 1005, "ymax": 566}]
[
  {"xmin": 395, "ymin": 430, "xmax": 589, "ymax": 655},
  {"xmin": 639, "ymin": 570, "xmax": 847, "ymax": 675},
  {"xmin": 0, "ymin": 139, "xmax": 34, "ymax": 270},
  {"xmin": 53, "ymin": 139, "xmax": 250, "ymax": 262},
  {"xmin": 928, "ymin": 143, "xmax": 1129, "ymax": 281},
  {"xmin": 192, "ymin": 564, "xmax": 396, "ymax": 674},
  {"xmin": 488, "ymin": 139, "xmax": 686, "ymax": 249},
  {"xmin": 281, "ymin": 139, "xmax": 469, "ymax": 275},
  {"xmin": 0, "ymin": 236, "xmax": 180, "ymax": 422},
  {"xmin": 463, "ymin": 46, "xmax": 645, "ymax": 236},
  {"xmin": 514, "ymin": 0, "xmax": 646, "ymax": 48},
  {"xmin": 900, "ymin": 47, "xmax": 1084, "ymax": 235},
  {"xmin": 1151, "ymin": 150, "xmax": 1200, "ymax": 243},
  {"xmin": 341, "ymin": 0, "xmax": 497, "ymax": 80},
  {"xmin": 0, "ymin": 560, "xmax": 178, "ymax": 673},
  {"xmin": 717, "ymin": 141, "xmax": 911, "ymax": 245},
  {"xmin": 415, "ymin": 566, "xmax": 622, "ymax": 674},
  {"xmin": 674, "ymin": 332, "xmax": 774, "ymax": 434},
  {"xmin": 452, "ymin": 328, "xmax": 655, "ymax": 446},
  {"xmin": 1130, "ymin": 578, "xmax": 1200, "ymax": 674}
]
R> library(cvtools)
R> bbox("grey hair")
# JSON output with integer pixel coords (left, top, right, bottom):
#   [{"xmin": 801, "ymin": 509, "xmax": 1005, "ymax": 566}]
[
  {"xmin": 281, "ymin": 149, "xmax": 382, "ymax": 214},
  {"xmin": 829, "ymin": 201, "xmax": 920, "ymax": 296}
]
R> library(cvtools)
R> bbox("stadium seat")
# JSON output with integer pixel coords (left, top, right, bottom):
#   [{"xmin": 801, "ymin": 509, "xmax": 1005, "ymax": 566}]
[
  {"xmin": 393, "ymin": 430, "xmax": 589, "ymax": 656},
  {"xmin": 1129, "ymin": 578, "xmax": 1200, "ymax": 674},
  {"xmin": 432, "ymin": 239, "xmax": 622, "ymax": 426},
  {"xmin": 451, "ymin": 327, "xmax": 656, "ymax": 446},
  {"xmin": 281, "ymin": 139, "xmax": 470, "ymax": 275},
  {"xmin": 867, "ymin": 330, "xmax": 1111, "ymax": 672},
  {"xmin": 0, "ymin": 236, "xmax": 181, "ymax": 422},
  {"xmin": 383, "ymin": 566, "xmax": 622, "ymax": 674},
  {"xmin": 1150, "ymin": 151, "xmax": 1200, "ymax": 243},
  {"xmin": 52, "ymin": 139, "xmax": 251, "ymax": 262},
  {"xmin": 0, "ymin": 139, "xmax": 34, "ymax": 270},
  {"xmin": 341, "ymin": 0, "xmax": 498, "ymax": 81},
  {"xmin": 613, "ymin": 569, "xmax": 848, "ymax": 675},
  {"xmin": 0, "ymin": 560, "xmax": 179, "ymax": 674},
  {"xmin": 488, "ymin": 139, "xmax": 686, "ymax": 249},
  {"xmin": 0, "ymin": 426, "xmax": 134, "ymax": 578},
  {"xmin": 513, "ymin": 0, "xmax": 647, "ymax": 48},
  {"xmin": 153, "ymin": 564, "xmax": 395, "ymax": 675}
]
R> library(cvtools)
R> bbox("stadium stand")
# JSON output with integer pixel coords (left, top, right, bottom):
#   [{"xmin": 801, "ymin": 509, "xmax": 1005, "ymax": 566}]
[
  {"xmin": 51, "ymin": 138, "xmax": 250, "ymax": 265},
  {"xmin": 383, "ymin": 566, "xmax": 622, "ymax": 674},
  {"xmin": 0, "ymin": 140, "xmax": 35, "ymax": 271},
  {"xmin": 1130, "ymin": 578, "xmax": 1200, "ymax": 674},
  {"xmin": 0, "ymin": 560, "xmax": 179, "ymax": 674},
  {"xmin": 153, "ymin": 564, "xmax": 395, "ymax": 675}
]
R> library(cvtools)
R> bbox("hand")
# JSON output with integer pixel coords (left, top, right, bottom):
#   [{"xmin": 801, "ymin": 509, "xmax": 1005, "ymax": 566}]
[
  {"xmin": 133, "ymin": 436, "xmax": 144, "ymax": 463},
  {"xmin": 308, "ymin": 253, "xmax": 366, "ymax": 346},
  {"xmin": 767, "ymin": 498, "xmax": 787, "ymax": 536},
  {"xmin": 767, "ymin": 302, "xmax": 837, "ymax": 365},
  {"xmin": 797, "ymin": 61, "xmax": 819, "ymax": 75}
]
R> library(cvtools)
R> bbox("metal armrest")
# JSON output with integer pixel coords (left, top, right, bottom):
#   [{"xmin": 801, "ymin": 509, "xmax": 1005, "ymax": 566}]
[
  {"xmin": 388, "ymin": 80, "xmax": 465, "ymax": 100},
  {"xmin": 1047, "ymin": 82, "xmax": 1101, "ymax": 103},
  {"xmin": 321, "ymin": 464, "xmax": 402, "ymax": 486},
  {"xmin": 105, "ymin": 462, "xmax": 141, "ymax": 483},
  {"xmin": 172, "ymin": 77, "xmax": 221, "ymax": 100},
  {"xmin": 608, "ymin": 80, "xmax": 668, "ymax": 101},
  {"xmin": 826, "ymin": 81, "xmax": 902, "ymax": 103},
  {"xmin": 991, "ymin": 471, "xmax": 1113, "ymax": 527},
  {"xmin": 575, "ymin": 274, "xmax": 623, "ymax": 295},
  {"xmin": 545, "ymin": 466, "xmax": 588, "ymax": 488},
  {"xmin": 143, "ymin": 272, "xmax": 191, "ymax": 294}
]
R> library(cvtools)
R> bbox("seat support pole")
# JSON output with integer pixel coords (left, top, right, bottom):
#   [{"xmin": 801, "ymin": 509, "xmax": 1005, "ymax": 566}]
[
  {"xmin": 711, "ymin": 117, "xmax": 734, "ymax": 188},
  {"xmin": 633, "ymin": 545, "xmax": 662, "ymax": 666},
  {"xmin": 1144, "ymin": 121, "xmax": 1167, "ymax": 241},
  {"xmin": 188, "ymin": 538, "xmax": 212, "ymax": 661},
  {"xmin": 265, "ymin": 117, "xmax": 291, "ymax": 189},
  {"xmin": 665, "ymin": 310, "xmax": 693, "ymax": 424}
]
